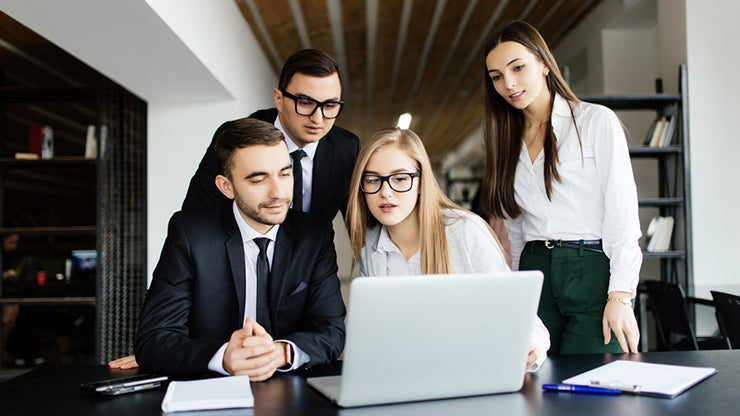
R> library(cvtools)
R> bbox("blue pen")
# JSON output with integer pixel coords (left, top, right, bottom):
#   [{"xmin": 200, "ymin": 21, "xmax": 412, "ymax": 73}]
[{"xmin": 542, "ymin": 384, "xmax": 622, "ymax": 395}]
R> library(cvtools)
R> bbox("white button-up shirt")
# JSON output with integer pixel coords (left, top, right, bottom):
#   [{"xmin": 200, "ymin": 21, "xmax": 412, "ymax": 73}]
[
  {"xmin": 504, "ymin": 94, "xmax": 642, "ymax": 295},
  {"xmin": 275, "ymin": 117, "xmax": 319, "ymax": 213},
  {"xmin": 207, "ymin": 202, "xmax": 309, "ymax": 374},
  {"xmin": 377, "ymin": 225, "xmax": 422, "ymax": 275}
]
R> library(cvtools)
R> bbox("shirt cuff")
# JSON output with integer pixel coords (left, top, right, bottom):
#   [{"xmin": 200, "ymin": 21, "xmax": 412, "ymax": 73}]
[
  {"xmin": 207, "ymin": 343, "xmax": 230, "ymax": 375},
  {"xmin": 276, "ymin": 339, "xmax": 310, "ymax": 372},
  {"xmin": 527, "ymin": 349, "xmax": 547, "ymax": 373},
  {"xmin": 527, "ymin": 317, "xmax": 550, "ymax": 373},
  {"xmin": 607, "ymin": 270, "xmax": 640, "ymax": 296}
]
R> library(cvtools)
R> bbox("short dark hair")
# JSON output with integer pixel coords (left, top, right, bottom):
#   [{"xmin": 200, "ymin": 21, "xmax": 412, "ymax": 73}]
[
  {"xmin": 278, "ymin": 49, "xmax": 341, "ymax": 90},
  {"xmin": 214, "ymin": 118, "xmax": 285, "ymax": 178}
]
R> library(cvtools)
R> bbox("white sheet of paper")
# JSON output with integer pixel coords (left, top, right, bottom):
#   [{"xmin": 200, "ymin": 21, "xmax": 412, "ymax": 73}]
[{"xmin": 563, "ymin": 360, "xmax": 717, "ymax": 398}]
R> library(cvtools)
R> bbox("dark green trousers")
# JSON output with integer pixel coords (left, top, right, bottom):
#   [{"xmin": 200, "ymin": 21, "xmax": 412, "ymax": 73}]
[{"xmin": 520, "ymin": 241, "xmax": 626, "ymax": 355}]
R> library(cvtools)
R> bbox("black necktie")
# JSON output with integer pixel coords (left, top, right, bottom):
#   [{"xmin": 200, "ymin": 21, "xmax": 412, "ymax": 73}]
[
  {"xmin": 253, "ymin": 237, "xmax": 271, "ymax": 331},
  {"xmin": 290, "ymin": 149, "xmax": 307, "ymax": 212}
]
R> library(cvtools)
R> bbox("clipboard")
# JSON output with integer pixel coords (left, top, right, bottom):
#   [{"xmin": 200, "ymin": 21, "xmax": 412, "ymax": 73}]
[{"xmin": 562, "ymin": 360, "xmax": 717, "ymax": 398}]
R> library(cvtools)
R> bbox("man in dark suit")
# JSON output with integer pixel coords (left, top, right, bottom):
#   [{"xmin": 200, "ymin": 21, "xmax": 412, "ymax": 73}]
[
  {"xmin": 110, "ymin": 49, "xmax": 358, "ymax": 371},
  {"xmin": 182, "ymin": 49, "xmax": 360, "ymax": 221},
  {"xmin": 134, "ymin": 118, "xmax": 346, "ymax": 379}
]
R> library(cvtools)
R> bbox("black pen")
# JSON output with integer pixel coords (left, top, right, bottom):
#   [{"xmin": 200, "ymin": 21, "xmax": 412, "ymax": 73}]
[{"xmin": 542, "ymin": 384, "xmax": 622, "ymax": 395}]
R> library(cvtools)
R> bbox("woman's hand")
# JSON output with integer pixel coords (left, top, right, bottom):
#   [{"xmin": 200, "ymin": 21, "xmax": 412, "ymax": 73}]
[
  {"xmin": 602, "ymin": 291, "xmax": 640, "ymax": 353},
  {"xmin": 108, "ymin": 355, "xmax": 139, "ymax": 369},
  {"xmin": 526, "ymin": 341, "xmax": 542, "ymax": 372}
]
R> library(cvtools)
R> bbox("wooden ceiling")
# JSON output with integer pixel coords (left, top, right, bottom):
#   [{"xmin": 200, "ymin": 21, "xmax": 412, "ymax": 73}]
[{"xmin": 237, "ymin": 0, "xmax": 603, "ymax": 164}]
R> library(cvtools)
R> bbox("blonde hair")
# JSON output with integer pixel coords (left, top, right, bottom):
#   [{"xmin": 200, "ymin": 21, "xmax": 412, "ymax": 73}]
[{"xmin": 347, "ymin": 128, "xmax": 490, "ymax": 274}]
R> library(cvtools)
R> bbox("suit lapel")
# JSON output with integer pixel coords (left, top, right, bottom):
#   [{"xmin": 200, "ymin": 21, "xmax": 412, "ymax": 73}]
[
  {"xmin": 311, "ymin": 136, "xmax": 334, "ymax": 215},
  {"xmin": 223, "ymin": 208, "xmax": 247, "ymax": 327},
  {"xmin": 269, "ymin": 215, "xmax": 294, "ymax": 326}
]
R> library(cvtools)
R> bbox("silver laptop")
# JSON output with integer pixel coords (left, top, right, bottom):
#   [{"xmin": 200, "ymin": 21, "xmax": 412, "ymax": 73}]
[{"xmin": 307, "ymin": 271, "xmax": 544, "ymax": 407}]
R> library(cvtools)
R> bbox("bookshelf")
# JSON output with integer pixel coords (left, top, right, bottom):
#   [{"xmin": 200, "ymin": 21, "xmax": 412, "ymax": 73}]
[
  {"xmin": 0, "ymin": 79, "xmax": 148, "ymax": 366},
  {"xmin": 0, "ymin": 85, "xmax": 100, "ymax": 367},
  {"xmin": 580, "ymin": 65, "xmax": 692, "ymax": 291}
]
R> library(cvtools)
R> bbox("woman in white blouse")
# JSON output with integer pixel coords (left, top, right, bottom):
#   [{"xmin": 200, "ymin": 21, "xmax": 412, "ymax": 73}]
[
  {"xmin": 345, "ymin": 127, "xmax": 550, "ymax": 371},
  {"xmin": 480, "ymin": 21, "xmax": 641, "ymax": 355}
]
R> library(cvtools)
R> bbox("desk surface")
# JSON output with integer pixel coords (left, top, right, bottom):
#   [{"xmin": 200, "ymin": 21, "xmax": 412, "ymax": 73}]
[{"xmin": 1, "ymin": 350, "xmax": 738, "ymax": 416}]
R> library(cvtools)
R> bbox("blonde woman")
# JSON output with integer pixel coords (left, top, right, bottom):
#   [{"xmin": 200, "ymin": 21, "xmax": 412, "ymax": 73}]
[{"xmin": 346, "ymin": 128, "xmax": 549, "ymax": 371}]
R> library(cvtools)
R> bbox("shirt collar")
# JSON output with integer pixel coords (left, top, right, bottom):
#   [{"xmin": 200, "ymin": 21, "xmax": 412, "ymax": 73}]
[
  {"xmin": 518, "ymin": 93, "xmax": 571, "ymax": 164},
  {"xmin": 274, "ymin": 116, "xmax": 319, "ymax": 161},
  {"xmin": 376, "ymin": 225, "xmax": 421, "ymax": 264},
  {"xmin": 375, "ymin": 226, "xmax": 396, "ymax": 253},
  {"xmin": 551, "ymin": 93, "xmax": 572, "ymax": 118},
  {"xmin": 232, "ymin": 201, "xmax": 280, "ymax": 244}
]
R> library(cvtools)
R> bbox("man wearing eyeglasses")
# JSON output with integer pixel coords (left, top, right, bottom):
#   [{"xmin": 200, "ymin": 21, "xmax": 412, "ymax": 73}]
[
  {"xmin": 182, "ymin": 49, "xmax": 360, "ymax": 221},
  {"xmin": 109, "ymin": 50, "xmax": 359, "ymax": 371}
]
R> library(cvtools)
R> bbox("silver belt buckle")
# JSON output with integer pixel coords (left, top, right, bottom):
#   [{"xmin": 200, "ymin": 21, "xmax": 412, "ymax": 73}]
[{"xmin": 544, "ymin": 238, "xmax": 557, "ymax": 249}]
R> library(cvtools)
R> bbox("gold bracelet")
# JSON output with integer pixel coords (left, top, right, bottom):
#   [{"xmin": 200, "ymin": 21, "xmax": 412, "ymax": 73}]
[{"xmin": 607, "ymin": 297, "xmax": 632, "ymax": 306}]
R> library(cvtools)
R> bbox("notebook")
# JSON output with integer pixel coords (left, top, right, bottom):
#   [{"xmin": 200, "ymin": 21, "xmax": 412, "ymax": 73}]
[
  {"xmin": 307, "ymin": 271, "xmax": 544, "ymax": 407},
  {"xmin": 161, "ymin": 376, "xmax": 254, "ymax": 412}
]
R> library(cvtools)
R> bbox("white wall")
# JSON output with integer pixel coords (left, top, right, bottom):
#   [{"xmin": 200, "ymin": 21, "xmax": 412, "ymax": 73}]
[
  {"xmin": 143, "ymin": 0, "xmax": 276, "ymax": 281},
  {"xmin": 602, "ymin": 28, "xmax": 659, "ymax": 95},
  {"xmin": 657, "ymin": 1, "xmax": 687, "ymax": 95},
  {"xmin": 685, "ymin": 0, "xmax": 740, "ymax": 297}
]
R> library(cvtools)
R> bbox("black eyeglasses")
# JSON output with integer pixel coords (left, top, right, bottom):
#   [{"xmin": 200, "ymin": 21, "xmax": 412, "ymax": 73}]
[
  {"xmin": 280, "ymin": 89, "xmax": 344, "ymax": 119},
  {"xmin": 361, "ymin": 172, "xmax": 421, "ymax": 194}
]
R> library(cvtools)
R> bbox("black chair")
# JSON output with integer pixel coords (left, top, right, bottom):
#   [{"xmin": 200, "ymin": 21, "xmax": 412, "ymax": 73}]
[
  {"xmin": 710, "ymin": 291, "xmax": 740, "ymax": 349},
  {"xmin": 644, "ymin": 281, "xmax": 726, "ymax": 350}
]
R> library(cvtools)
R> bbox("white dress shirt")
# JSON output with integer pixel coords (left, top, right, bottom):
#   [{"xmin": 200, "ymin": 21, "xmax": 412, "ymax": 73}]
[
  {"xmin": 275, "ymin": 117, "xmax": 319, "ymax": 213},
  {"xmin": 207, "ymin": 201, "xmax": 309, "ymax": 374},
  {"xmin": 504, "ymin": 94, "xmax": 642, "ymax": 295},
  {"xmin": 377, "ymin": 226, "xmax": 422, "ymax": 275}
]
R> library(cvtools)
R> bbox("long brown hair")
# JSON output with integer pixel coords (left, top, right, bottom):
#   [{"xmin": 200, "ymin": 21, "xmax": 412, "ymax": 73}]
[
  {"xmin": 346, "ymin": 128, "xmax": 460, "ymax": 274},
  {"xmin": 481, "ymin": 20, "xmax": 581, "ymax": 219}
]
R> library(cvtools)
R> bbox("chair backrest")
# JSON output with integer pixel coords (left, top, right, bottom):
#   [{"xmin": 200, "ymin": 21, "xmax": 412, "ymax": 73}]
[
  {"xmin": 644, "ymin": 281, "xmax": 698, "ymax": 350},
  {"xmin": 710, "ymin": 291, "xmax": 740, "ymax": 349}
]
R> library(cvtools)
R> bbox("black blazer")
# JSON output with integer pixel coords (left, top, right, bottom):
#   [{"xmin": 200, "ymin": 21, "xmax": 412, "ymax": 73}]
[
  {"xmin": 134, "ymin": 206, "xmax": 346, "ymax": 375},
  {"xmin": 181, "ymin": 108, "xmax": 360, "ymax": 221}
]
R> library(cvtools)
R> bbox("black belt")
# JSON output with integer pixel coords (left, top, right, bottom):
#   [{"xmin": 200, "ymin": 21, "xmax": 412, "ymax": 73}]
[{"xmin": 526, "ymin": 239, "xmax": 604, "ymax": 253}]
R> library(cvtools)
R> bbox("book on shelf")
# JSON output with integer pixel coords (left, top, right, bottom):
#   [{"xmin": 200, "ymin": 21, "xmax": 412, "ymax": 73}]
[
  {"xmin": 643, "ymin": 118, "xmax": 658, "ymax": 146},
  {"xmin": 29, "ymin": 125, "xmax": 54, "ymax": 158},
  {"xmin": 644, "ymin": 115, "xmax": 676, "ymax": 148},
  {"xmin": 85, "ymin": 125, "xmax": 97, "ymax": 159},
  {"xmin": 14, "ymin": 152, "xmax": 39, "ymax": 160},
  {"xmin": 646, "ymin": 216, "xmax": 674, "ymax": 252},
  {"xmin": 658, "ymin": 114, "xmax": 676, "ymax": 147}
]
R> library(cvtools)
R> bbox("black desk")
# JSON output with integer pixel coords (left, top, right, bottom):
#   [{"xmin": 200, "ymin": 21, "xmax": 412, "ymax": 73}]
[{"xmin": 1, "ymin": 350, "xmax": 738, "ymax": 416}]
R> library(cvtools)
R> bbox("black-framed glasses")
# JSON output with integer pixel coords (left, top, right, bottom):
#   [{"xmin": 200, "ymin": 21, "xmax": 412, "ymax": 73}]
[
  {"xmin": 361, "ymin": 172, "xmax": 421, "ymax": 194},
  {"xmin": 280, "ymin": 89, "xmax": 344, "ymax": 119}
]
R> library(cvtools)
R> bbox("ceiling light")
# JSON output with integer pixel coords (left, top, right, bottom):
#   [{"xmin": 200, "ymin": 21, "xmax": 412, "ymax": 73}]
[{"xmin": 396, "ymin": 113, "xmax": 412, "ymax": 129}]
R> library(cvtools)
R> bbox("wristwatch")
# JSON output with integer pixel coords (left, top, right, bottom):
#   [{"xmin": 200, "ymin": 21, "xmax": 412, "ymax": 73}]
[{"xmin": 283, "ymin": 342, "xmax": 293, "ymax": 368}]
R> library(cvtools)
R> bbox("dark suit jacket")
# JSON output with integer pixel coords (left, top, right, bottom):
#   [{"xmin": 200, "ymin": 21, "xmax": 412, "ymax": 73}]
[
  {"xmin": 134, "ymin": 205, "xmax": 346, "ymax": 375},
  {"xmin": 181, "ymin": 108, "xmax": 360, "ymax": 221}
]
